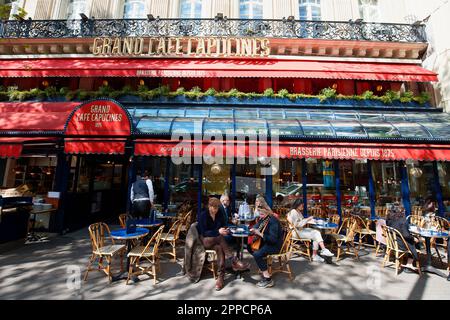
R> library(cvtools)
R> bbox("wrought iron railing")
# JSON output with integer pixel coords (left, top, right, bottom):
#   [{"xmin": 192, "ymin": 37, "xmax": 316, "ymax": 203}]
[{"xmin": 0, "ymin": 18, "xmax": 426, "ymax": 42}]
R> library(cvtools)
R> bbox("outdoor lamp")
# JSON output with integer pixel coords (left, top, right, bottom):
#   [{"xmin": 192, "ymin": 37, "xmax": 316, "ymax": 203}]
[
  {"xmin": 42, "ymin": 80, "xmax": 49, "ymax": 87},
  {"xmin": 410, "ymin": 167, "xmax": 423, "ymax": 178},
  {"xmin": 376, "ymin": 85, "xmax": 383, "ymax": 92},
  {"xmin": 139, "ymin": 79, "xmax": 145, "ymax": 86},
  {"xmin": 147, "ymin": 14, "xmax": 155, "ymax": 21},
  {"xmin": 102, "ymin": 80, "xmax": 108, "ymax": 86},
  {"xmin": 211, "ymin": 164, "xmax": 222, "ymax": 175},
  {"xmin": 79, "ymin": 13, "xmax": 89, "ymax": 21},
  {"xmin": 332, "ymin": 83, "xmax": 338, "ymax": 90}
]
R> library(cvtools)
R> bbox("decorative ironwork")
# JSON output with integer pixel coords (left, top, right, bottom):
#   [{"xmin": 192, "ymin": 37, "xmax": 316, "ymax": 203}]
[{"xmin": 0, "ymin": 18, "xmax": 426, "ymax": 42}]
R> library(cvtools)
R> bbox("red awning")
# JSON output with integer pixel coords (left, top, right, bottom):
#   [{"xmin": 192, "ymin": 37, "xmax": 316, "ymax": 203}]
[
  {"xmin": 0, "ymin": 58, "xmax": 438, "ymax": 81},
  {"xmin": 64, "ymin": 138, "xmax": 126, "ymax": 155},
  {"xmin": 0, "ymin": 137, "xmax": 58, "ymax": 158},
  {"xmin": 0, "ymin": 102, "xmax": 76, "ymax": 132},
  {"xmin": 134, "ymin": 139, "xmax": 450, "ymax": 161}
]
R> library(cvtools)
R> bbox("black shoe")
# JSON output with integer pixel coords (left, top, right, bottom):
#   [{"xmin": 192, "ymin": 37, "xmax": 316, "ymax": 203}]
[
  {"xmin": 447, "ymin": 274, "xmax": 450, "ymax": 281},
  {"xmin": 256, "ymin": 277, "xmax": 274, "ymax": 288}
]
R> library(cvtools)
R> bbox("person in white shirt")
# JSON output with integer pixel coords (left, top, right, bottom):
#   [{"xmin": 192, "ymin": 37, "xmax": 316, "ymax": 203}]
[
  {"xmin": 287, "ymin": 198, "xmax": 334, "ymax": 262},
  {"xmin": 130, "ymin": 171, "xmax": 154, "ymax": 219}
]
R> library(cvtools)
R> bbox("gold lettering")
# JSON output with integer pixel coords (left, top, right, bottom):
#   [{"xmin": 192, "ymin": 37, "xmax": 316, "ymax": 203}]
[
  {"xmin": 148, "ymin": 38, "xmax": 155, "ymax": 55},
  {"xmin": 175, "ymin": 38, "xmax": 183, "ymax": 55},
  {"xmin": 187, "ymin": 38, "xmax": 193, "ymax": 55},
  {"xmin": 166, "ymin": 38, "xmax": 174, "ymax": 55},
  {"xmin": 156, "ymin": 37, "xmax": 166, "ymax": 55},
  {"xmin": 241, "ymin": 38, "xmax": 252, "ymax": 56},
  {"xmin": 196, "ymin": 38, "xmax": 206, "ymax": 55},
  {"xmin": 111, "ymin": 38, "xmax": 121, "ymax": 54},
  {"xmin": 206, "ymin": 38, "xmax": 216, "ymax": 56},
  {"xmin": 93, "ymin": 37, "xmax": 102, "ymax": 55},
  {"xmin": 123, "ymin": 37, "xmax": 134, "ymax": 54},
  {"xmin": 134, "ymin": 37, "xmax": 144, "ymax": 54},
  {"xmin": 101, "ymin": 38, "xmax": 111, "ymax": 55},
  {"xmin": 261, "ymin": 39, "xmax": 270, "ymax": 57}
]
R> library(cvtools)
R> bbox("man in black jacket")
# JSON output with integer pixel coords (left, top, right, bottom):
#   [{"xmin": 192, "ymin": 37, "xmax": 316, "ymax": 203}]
[{"xmin": 248, "ymin": 207, "xmax": 283, "ymax": 288}]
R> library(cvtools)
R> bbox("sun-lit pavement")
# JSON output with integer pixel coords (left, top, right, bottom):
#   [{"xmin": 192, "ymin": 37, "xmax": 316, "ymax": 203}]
[{"xmin": 0, "ymin": 227, "xmax": 449, "ymax": 300}]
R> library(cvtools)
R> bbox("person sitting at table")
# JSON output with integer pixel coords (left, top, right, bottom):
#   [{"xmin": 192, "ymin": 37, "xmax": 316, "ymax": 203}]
[
  {"xmin": 254, "ymin": 195, "xmax": 279, "ymax": 220},
  {"xmin": 386, "ymin": 205, "xmax": 420, "ymax": 272},
  {"xmin": 197, "ymin": 197, "xmax": 250, "ymax": 291},
  {"xmin": 219, "ymin": 194, "xmax": 233, "ymax": 224},
  {"xmin": 287, "ymin": 198, "xmax": 334, "ymax": 262},
  {"xmin": 247, "ymin": 203, "xmax": 283, "ymax": 288}
]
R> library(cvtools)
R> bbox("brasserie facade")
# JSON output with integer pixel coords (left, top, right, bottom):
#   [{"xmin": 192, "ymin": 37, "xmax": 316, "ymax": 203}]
[{"xmin": 1, "ymin": 16, "xmax": 450, "ymax": 234}]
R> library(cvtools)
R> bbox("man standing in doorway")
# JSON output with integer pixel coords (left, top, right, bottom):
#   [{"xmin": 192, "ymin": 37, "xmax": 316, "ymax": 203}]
[{"xmin": 130, "ymin": 171, "xmax": 154, "ymax": 219}]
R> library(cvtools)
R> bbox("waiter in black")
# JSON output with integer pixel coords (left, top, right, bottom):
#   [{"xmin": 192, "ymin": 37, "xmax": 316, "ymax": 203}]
[{"xmin": 130, "ymin": 172, "xmax": 154, "ymax": 219}]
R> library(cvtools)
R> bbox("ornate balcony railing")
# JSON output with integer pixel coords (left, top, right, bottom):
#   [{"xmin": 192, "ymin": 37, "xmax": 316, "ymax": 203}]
[{"xmin": 0, "ymin": 18, "xmax": 426, "ymax": 42}]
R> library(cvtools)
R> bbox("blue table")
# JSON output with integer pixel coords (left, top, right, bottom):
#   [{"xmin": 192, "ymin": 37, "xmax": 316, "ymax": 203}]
[
  {"xmin": 409, "ymin": 227, "xmax": 449, "ymax": 277},
  {"xmin": 110, "ymin": 227, "xmax": 149, "ymax": 282}
]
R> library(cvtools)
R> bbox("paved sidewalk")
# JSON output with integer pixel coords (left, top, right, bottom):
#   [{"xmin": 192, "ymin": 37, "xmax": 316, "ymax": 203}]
[{"xmin": 0, "ymin": 227, "xmax": 449, "ymax": 300}]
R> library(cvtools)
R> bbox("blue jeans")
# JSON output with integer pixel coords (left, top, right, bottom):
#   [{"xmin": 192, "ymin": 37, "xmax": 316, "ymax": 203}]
[{"xmin": 248, "ymin": 244, "xmax": 279, "ymax": 272}]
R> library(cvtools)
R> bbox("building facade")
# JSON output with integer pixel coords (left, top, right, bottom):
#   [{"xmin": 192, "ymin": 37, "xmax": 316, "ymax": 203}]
[{"xmin": 1, "ymin": 0, "xmax": 450, "ymax": 235}]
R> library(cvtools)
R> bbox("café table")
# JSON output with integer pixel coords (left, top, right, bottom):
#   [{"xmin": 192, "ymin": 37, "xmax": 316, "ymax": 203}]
[
  {"xmin": 308, "ymin": 219, "xmax": 339, "ymax": 263},
  {"xmin": 110, "ymin": 227, "xmax": 149, "ymax": 282},
  {"xmin": 135, "ymin": 218, "xmax": 163, "ymax": 229},
  {"xmin": 409, "ymin": 226, "xmax": 449, "ymax": 278},
  {"xmin": 229, "ymin": 225, "xmax": 251, "ymax": 279}
]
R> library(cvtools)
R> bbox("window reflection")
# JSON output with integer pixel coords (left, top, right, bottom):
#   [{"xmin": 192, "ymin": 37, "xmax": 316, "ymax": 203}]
[
  {"xmin": 407, "ymin": 161, "xmax": 437, "ymax": 213},
  {"xmin": 371, "ymin": 161, "xmax": 403, "ymax": 209}
]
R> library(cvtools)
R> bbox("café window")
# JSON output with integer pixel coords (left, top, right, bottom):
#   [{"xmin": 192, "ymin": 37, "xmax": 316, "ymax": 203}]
[
  {"xmin": 358, "ymin": 0, "xmax": 380, "ymax": 22},
  {"xmin": 438, "ymin": 162, "xmax": 450, "ymax": 214},
  {"xmin": 239, "ymin": 0, "xmax": 263, "ymax": 19},
  {"xmin": 407, "ymin": 161, "xmax": 438, "ymax": 213},
  {"xmin": 66, "ymin": 0, "xmax": 87, "ymax": 20},
  {"xmin": 371, "ymin": 161, "xmax": 403, "ymax": 208},
  {"xmin": 272, "ymin": 159, "xmax": 303, "ymax": 210},
  {"xmin": 299, "ymin": 0, "xmax": 321, "ymax": 21},
  {"xmin": 179, "ymin": 0, "xmax": 202, "ymax": 18},
  {"xmin": 123, "ymin": 0, "xmax": 146, "ymax": 18}
]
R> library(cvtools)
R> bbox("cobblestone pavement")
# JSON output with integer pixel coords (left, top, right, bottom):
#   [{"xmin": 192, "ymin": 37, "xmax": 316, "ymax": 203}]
[{"xmin": 0, "ymin": 227, "xmax": 449, "ymax": 300}]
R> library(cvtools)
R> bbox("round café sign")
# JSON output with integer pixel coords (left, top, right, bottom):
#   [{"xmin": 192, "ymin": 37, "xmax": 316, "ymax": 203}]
[{"xmin": 65, "ymin": 100, "xmax": 131, "ymax": 136}]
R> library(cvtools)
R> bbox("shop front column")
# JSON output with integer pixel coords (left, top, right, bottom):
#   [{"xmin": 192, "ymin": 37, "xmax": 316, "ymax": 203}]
[
  {"xmin": 433, "ymin": 162, "xmax": 445, "ymax": 217},
  {"xmin": 163, "ymin": 161, "xmax": 170, "ymax": 211},
  {"xmin": 334, "ymin": 160, "xmax": 341, "ymax": 218},
  {"xmin": 231, "ymin": 162, "xmax": 236, "ymax": 214},
  {"xmin": 302, "ymin": 158, "xmax": 307, "ymax": 216},
  {"xmin": 126, "ymin": 157, "xmax": 136, "ymax": 214},
  {"xmin": 196, "ymin": 164, "xmax": 203, "ymax": 221},
  {"xmin": 54, "ymin": 152, "xmax": 70, "ymax": 234},
  {"xmin": 367, "ymin": 160, "xmax": 376, "ymax": 219},
  {"xmin": 265, "ymin": 172, "xmax": 273, "ymax": 208},
  {"xmin": 400, "ymin": 161, "xmax": 412, "ymax": 216}
]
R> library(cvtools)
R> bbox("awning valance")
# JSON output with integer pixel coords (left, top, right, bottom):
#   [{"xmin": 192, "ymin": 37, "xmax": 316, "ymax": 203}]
[
  {"xmin": 64, "ymin": 138, "xmax": 126, "ymax": 155},
  {"xmin": 0, "ymin": 58, "xmax": 438, "ymax": 82},
  {"xmin": 0, "ymin": 137, "xmax": 58, "ymax": 158},
  {"xmin": 134, "ymin": 139, "xmax": 450, "ymax": 161}
]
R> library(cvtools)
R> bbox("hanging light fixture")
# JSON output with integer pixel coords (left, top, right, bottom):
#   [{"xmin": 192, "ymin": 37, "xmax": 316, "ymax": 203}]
[
  {"xmin": 210, "ymin": 163, "xmax": 222, "ymax": 175},
  {"xmin": 438, "ymin": 163, "xmax": 447, "ymax": 177},
  {"xmin": 410, "ymin": 166, "xmax": 423, "ymax": 178}
]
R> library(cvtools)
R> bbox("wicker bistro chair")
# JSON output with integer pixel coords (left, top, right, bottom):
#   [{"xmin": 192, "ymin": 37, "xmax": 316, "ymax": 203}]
[
  {"xmin": 266, "ymin": 228, "xmax": 294, "ymax": 280},
  {"xmin": 179, "ymin": 210, "xmax": 193, "ymax": 239},
  {"xmin": 160, "ymin": 219, "xmax": 183, "ymax": 262},
  {"xmin": 309, "ymin": 207, "xmax": 324, "ymax": 218},
  {"xmin": 330, "ymin": 219, "xmax": 359, "ymax": 262},
  {"xmin": 126, "ymin": 225, "xmax": 165, "ymax": 285},
  {"xmin": 84, "ymin": 222, "xmax": 126, "ymax": 283},
  {"xmin": 375, "ymin": 207, "xmax": 388, "ymax": 219},
  {"xmin": 287, "ymin": 221, "xmax": 312, "ymax": 261},
  {"xmin": 411, "ymin": 206, "xmax": 423, "ymax": 216},
  {"xmin": 381, "ymin": 225, "xmax": 422, "ymax": 275},
  {"xmin": 352, "ymin": 214, "xmax": 377, "ymax": 251},
  {"xmin": 204, "ymin": 249, "xmax": 218, "ymax": 279},
  {"xmin": 430, "ymin": 216, "xmax": 449, "ymax": 265}
]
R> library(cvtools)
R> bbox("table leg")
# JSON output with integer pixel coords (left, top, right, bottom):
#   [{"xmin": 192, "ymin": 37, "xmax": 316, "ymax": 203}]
[{"xmin": 422, "ymin": 236, "xmax": 447, "ymax": 278}]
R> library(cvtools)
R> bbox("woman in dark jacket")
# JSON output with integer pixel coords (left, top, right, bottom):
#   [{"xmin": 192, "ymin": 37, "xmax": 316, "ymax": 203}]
[{"xmin": 386, "ymin": 205, "xmax": 419, "ymax": 271}]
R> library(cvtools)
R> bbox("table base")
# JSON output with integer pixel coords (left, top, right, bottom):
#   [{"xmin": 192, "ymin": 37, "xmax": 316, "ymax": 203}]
[
  {"xmin": 421, "ymin": 265, "xmax": 447, "ymax": 278},
  {"xmin": 111, "ymin": 271, "xmax": 140, "ymax": 283}
]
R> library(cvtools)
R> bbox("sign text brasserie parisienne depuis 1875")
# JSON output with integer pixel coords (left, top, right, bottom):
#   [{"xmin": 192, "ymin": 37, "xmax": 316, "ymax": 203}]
[{"xmin": 92, "ymin": 37, "xmax": 271, "ymax": 57}]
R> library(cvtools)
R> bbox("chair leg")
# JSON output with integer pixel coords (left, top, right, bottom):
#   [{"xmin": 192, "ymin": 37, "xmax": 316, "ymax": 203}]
[
  {"xmin": 336, "ymin": 243, "xmax": 341, "ymax": 262},
  {"xmin": 172, "ymin": 242, "xmax": 177, "ymax": 262},
  {"xmin": 152, "ymin": 264, "xmax": 157, "ymax": 285},
  {"xmin": 382, "ymin": 249, "xmax": 390, "ymax": 268},
  {"xmin": 416, "ymin": 259, "xmax": 422, "ymax": 276},
  {"xmin": 126, "ymin": 257, "xmax": 134, "ymax": 285},
  {"xmin": 106, "ymin": 256, "xmax": 112, "ymax": 283},
  {"xmin": 84, "ymin": 254, "xmax": 95, "ymax": 281},
  {"xmin": 395, "ymin": 252, "xmax": 400, "ymax": 275}
]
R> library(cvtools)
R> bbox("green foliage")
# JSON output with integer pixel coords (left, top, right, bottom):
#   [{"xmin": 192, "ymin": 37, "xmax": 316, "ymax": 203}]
[
  {"xmin": 204, "ymin": 87, "xmax": 217, "ymax": 96},
  {"xmin": 97, "ymin": 84, "xmax": 112, "ymax": 96},
  {"xmin": 361, "ymin": 90, "xmax": 374, "ymax": 100},
  {"xmin": 263, "ymin": 88, "xmax": 274, "ymax": 97},
  {"xmin": 44, "ymin": 86, "xmax": 58, "ymax": 98},
  {"xmin": 137, "ymin": 84, "xmax": 148, "ymax": 92},
  {"xmin": 400, "ymin": 90, "xmax": 414, "ymax": 103},
  {"xmin": 381, "ymin": 90, "xmax": 400, "ymax": 104},
  {"xmin": 0, "ymin": 5, "xmax": 27, "ymax": 20},
  {"xmin": 277, "ymin": 89, "xmax": 289, "ymax": 98},
  {"xmin": 318, "ymin": 87, "xmax": 337, "ymax": 102},
  {"xmin": 414, "ymin": 91, "xmax": 431, "ymax": 105}
]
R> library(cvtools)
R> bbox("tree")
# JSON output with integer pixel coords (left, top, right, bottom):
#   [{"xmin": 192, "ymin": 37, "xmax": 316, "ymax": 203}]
[{"xmin": 0, "ymin": 4, "xmax": 27, "ymax": 20}]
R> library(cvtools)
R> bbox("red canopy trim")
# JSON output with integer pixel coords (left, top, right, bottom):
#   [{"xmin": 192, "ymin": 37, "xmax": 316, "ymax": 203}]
[
  {"xmin": 0, "ymin": 137, "xmax": 58, "ymax": 158},
  {"xmin": 0, "ymin": 58, "xmax": 438, "ymax": 82},
  {"xmin": 65, "ymin": 100, "xmax": 132, "ymax": 137},
  {"xmin": 64, "ymin": 138, "xmax": 126, "ymax": 155},
  {"xmin": 134, "ymin": 139, "xmax": 450, "ymax": 161}
]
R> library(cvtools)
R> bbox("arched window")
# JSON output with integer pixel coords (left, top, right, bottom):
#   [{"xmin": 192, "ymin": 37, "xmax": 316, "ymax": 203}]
[
  {"xmin": 299, "ymin": 0, "xmax": 321, "ymax": 21},
  {"xmin": 179, "ymin": 0, "xmax": 202, "ymax": 18},
  {"xmin": 123, "ymin": 0, "xmax": 146, "ymax": 19},
  {"xmin": 67, "ymin": 0, "xmax": 87, "ymax": 20},
  {"xmin": 358, "ymin": 0, "xmax": 380, "ymax": 22},
  {"xmin": 239, "ymin": 0, "xmax": 263, "ymax": 19}
]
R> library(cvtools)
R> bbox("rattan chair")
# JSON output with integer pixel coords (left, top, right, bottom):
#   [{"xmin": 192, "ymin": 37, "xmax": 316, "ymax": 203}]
[
  {"xmin": 352, "ymin": 214, "xmax": 377, "ymax": 251},
  {"xmin": 160, "ymin": 219, "xmax": 183, "ymax": 262},
  {"xmin": 309, "ymin": 206, "xmax": 323, "ymax": 218},
  {"xmin": 430, "ymin": 216, "xmax": 449, "ymax": 264},
  {"xmin": 411, "ymin": 206, "xmax": 423, "ymax": 216},
  {"xmin": 375, "ymin": 207, "xmax": 388, "ymax": 219},
  {"xmin": 84, "ymin": 222, "xmax": 126, "ymax": 283},
  {"xmin": 126, "ymin": 225, "xmax": 164, "ymax": 285},
  {"xmin": 179, "ymin": 210, "xmax": 193, "ymax": 239},
  {"xmin": 287, "ymin": 221, "xmax": 312, "ymax": 261},
  {"xmin": 267, "ymin": 228, "xmax": 294, "ymax": 280},
  {"xmin": 381, "ymin": 225, "xmax": 422, "ymax": 275},
  {"xmin": 330, "ymin": 219, "xmax": 359, "ymax": 262},
  {"xmin": 204, "ymin": 249, "xmax": 218, "ymax": 279}
]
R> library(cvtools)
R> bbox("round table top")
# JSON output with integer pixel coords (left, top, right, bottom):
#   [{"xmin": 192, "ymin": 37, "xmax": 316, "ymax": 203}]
[
  {"xmin": 110, "ymin": 227, "xmax": 149, "ymax": 240},
  {"xmin": 229, "ymin": 225, "xmax": 251, "ymax": 237},
  {"xmin": 238, "ymin": 216, "xmax": 257, "ymax": 223},
  {"xmin": 156, "ymin": 212, "xmax": 178, "ymax": 219},
  {"xmin": 135, "ymin": 219, "xmax": 163, "ymax": 228},
  {"xmin": 309, "ymin": 221, "xmax": 339, "ymax": 230},
  {"xmin": 409, "ymin": 228, "xmax": 449, "ymax": 238}
]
